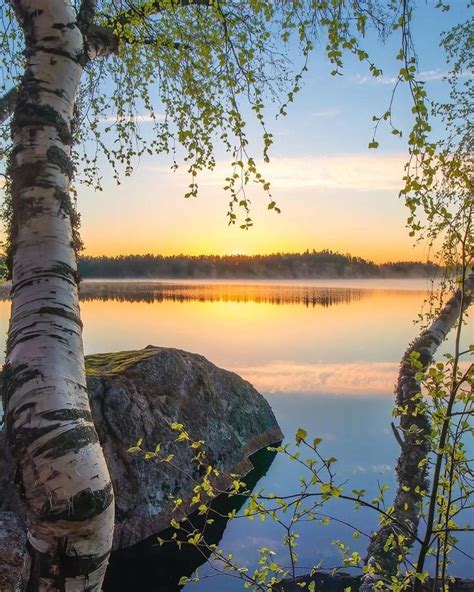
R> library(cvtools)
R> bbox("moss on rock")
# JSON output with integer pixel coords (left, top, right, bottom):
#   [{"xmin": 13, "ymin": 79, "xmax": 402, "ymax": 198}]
[{"xmin": 85, "ymin": 347, "xmax": 162, "ymax": 377}]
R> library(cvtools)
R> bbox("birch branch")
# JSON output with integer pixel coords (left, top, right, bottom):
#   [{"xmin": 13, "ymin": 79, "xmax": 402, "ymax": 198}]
[{"xmin": 85, "ymin": 0, "xmax": 211, "ymax": 58}]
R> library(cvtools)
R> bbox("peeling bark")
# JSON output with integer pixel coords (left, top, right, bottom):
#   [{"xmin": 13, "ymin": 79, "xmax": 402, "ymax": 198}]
[
  {"xmin": 360, "ymin": 271, "xmax": 474, "ymax": 592},
  {"xmin": 4, "ymin": 2, "xmax": 114, "ymax": 590}
]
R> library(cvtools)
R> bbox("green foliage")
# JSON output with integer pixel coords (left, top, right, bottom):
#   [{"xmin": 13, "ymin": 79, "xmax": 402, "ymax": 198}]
[{"xmin": 1, "ymin": 0, "xmax": 404, "ymax": 233}]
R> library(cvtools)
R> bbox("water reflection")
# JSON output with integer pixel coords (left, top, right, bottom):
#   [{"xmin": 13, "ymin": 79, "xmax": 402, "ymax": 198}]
[
  {"xmin": 0, "ymin": 279, "xmax": 471, "ymax": 585},
  {"xmin": 104, "ymin": 446, "xmax": 278, "ymax": 592},
  {"xmin": 0, "ymin": 280, "xmax": 364, "ymax": 307},
  {"xmin": 78, "ymin": 281, "xmax": 365, "ymax": 307}
]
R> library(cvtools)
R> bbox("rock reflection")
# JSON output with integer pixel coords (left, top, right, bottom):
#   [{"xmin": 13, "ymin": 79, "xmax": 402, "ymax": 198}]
[{"xmin": 103, "ymin": 446, "xmax": 279, "ymax": 592}]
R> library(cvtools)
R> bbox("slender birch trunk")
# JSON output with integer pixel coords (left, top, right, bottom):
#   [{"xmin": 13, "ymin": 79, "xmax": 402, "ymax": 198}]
[
  {"xmin": 3, "ymin": 2, "xmax": 114, "ymax": 590},
  {"xmin": 360, "ymin": 271, "xmax": 474, "ymax": 592}
]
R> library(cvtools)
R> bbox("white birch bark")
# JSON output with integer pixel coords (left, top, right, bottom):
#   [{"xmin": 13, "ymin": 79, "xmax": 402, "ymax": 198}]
[{"xmin": 4, "ymin": 2, "xmax": 114, "ymax": 590}]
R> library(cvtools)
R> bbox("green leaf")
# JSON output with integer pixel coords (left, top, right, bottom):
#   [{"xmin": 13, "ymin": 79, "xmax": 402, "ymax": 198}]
[{"xmin": 295, "ymin": 428, "xmax": 307, "ymax": 443}]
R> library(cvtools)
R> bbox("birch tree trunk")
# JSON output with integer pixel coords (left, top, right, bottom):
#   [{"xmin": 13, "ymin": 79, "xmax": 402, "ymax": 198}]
[
  {"xmin": 360, "ymin": 271, "xmax": 474, "ymax": 592},
  {"xmin": 3, "ymin": 2, "xmax": 114, "ymax": 590}
]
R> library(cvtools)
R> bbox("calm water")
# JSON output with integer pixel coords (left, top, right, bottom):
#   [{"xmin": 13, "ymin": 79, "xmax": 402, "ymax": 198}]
[{"xmin": 0, "ymin": 279, "xmax": 472, "ymax": 587}]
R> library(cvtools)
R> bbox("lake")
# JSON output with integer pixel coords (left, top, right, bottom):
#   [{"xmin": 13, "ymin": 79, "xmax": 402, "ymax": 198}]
[{"xmin": 0, "ymin": 279, "xmax": 472, "ymax": 589}]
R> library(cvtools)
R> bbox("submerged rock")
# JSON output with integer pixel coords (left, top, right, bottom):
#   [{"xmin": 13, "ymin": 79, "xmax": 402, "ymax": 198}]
[{"xmin": 0, "ymin": 347, "xmax": 283, "ymax": 553}]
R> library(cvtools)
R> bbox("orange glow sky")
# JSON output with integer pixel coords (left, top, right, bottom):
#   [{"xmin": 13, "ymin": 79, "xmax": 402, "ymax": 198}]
[
  {"xmin": 5, "ymin": 4, "xmax": 463, "ymax": 264},
  {"xmin": 78, "ymin": 151, "xmax": 431, "ymax": 263}
]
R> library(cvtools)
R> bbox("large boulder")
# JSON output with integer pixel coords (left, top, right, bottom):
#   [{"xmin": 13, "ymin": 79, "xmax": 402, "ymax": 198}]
[{"xmin": 1, "ymin": 347, "xmax": 283, "ymax": 551}]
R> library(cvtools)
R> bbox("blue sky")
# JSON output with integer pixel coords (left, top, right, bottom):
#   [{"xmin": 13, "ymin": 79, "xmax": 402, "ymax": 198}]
[{"xmin": 73, "ymin": 1, "xmax": 470, "ymax": 261}]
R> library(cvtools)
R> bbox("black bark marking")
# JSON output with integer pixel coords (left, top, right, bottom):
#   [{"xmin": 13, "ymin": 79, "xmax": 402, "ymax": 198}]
[
  {"xmin": 38, "ymin": 306, "xmax": 83, "ymax": 328},
  {"xmin": 27, "ymin": 45, "xmax": 83, "ymax": 64},
  {"xmin": 46, "ymin": 145, "xmax": 75, "ymax": 178},
  {"xmin": 14, "ymin": 401, "xmax": 36, "ymax": 417},
  {"xmin": 7, "ymin": 320, "xmax": 42, "ymax": 352},
  {"xmin": 39, "ymin": 482, "xmax": 113, "ymax": 522},
  {"xmin": 34, "ymin": 424, "xmax": 99, "ymax": 460},
  {"xmin": 51, "ymin": 261, "xmax": 80, "ymax": 285},
  {"xmin": 10, "ymin": 423, "xmax": 61, "ymax": 457},
  {"xmin": 14, "ymin": 9, "xmax": 44, "ymax": 45},
  {"xmin": 9, "ymin": 331, "xmax": 69, "ymax": 349},
  {"xmin": 11, "ymin": 264, "xmax": 78, "ymax": 296},
  {"xmin": 27, "ymin": 540, "xmax": 110, "ymax": 587},
  {"xmin": 6, "ymin": 405, "xmax": 92, "ymax": 457},
  {"xmin": 12, "ymin": 102, "xmax": 73, "ymax": 145},
  {"xmin": 52, "ymin": 22, "xmax": 77, "ymax": 31},
  {"xmin": 9, "ymin": 160, "xmax": 47, "ymax": 194},
  {"xmin": 2, "ymin": 362, "xmax": 42, "ymax": 409},
  {"xmin": 41, "ymin": 408, "xmax": 91, "ymax": 423}
]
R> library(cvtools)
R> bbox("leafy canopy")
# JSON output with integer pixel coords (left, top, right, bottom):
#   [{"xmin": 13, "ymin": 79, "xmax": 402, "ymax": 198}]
[{"xmin": 1, "ymin": 0, "xmax": 395, "ymax": 230}]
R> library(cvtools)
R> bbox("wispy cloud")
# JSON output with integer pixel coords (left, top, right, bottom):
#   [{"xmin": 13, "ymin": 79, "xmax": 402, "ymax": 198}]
[
  {"xmin": 419, "ymin": 69, "xmax": 473, "ymax": 81},
  {"xmin": 259, "ymin": 154, "xmax": 405, "ymax": 192},
  {"xmin": 231, "ymin": 359, "xmax": 472, "ymax": 396},
  {"xmin": 229, "ymin": 361, "xmax": 399, "ymax": 396},
  {"xmin": 354, "ymin": 73, "xmax": 398, "ymax": 86},
  {"xmin": 310, "ymin": 108, "xmax": 341, "ymax": 119},
  {"xmin": 146, "ymin": 152, "xmax": 406, "ymax": 193},
  {"xmin": 352, "ymin": 464, "xmax": 393, "ymax": 474},
  {"xmin": 99, "ymin": 113, "xmax": 166, "ymax": 123},
  {"xmin": 354, "ymin": 69, "xmax": 473, "ymax": 86}
]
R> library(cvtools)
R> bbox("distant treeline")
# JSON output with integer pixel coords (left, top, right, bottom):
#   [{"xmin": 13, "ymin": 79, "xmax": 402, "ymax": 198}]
[{"xmin": 77, "ymin": 250, "xmax": 440, "ymax": 279}]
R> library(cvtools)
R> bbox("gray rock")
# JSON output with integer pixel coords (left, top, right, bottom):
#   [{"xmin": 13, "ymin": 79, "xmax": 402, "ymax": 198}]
[
  {"xmin": 0, "ymin": 513, "xmax": 29, "ymax": 592},
  {"xmin": 1, "ymin": 347, "xmax": 283, "ymax": 552}
]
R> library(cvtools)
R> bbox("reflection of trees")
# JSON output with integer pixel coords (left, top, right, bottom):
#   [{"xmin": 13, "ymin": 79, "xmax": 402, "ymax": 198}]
[
  {"xmin": 75, "ymin": 282, "xmax": 365, "ymax": 307},
  {"xmin": 0, "ymin": 281, "xmax": 364, "ymax": 307},
  {"xmin": 103, "ymin": 446, "xmax": 278, "ymax": 592}
]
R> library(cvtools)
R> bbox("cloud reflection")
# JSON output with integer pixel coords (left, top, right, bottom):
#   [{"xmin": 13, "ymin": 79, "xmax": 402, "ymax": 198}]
[{"xmin": 231, "ymin": 361, "xmax": 400, "ymax": 397}]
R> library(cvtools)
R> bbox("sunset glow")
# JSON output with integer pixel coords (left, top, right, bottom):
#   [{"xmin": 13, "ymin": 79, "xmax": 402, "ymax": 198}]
[{"xmin": 78, "ymin": 151, "xmax": 426, "ymax": 263}]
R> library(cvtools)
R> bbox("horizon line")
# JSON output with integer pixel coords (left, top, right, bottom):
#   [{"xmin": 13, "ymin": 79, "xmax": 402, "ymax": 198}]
[{"xmin": 79, "ymin": 250, "xmax": 440, "ymax": 267}]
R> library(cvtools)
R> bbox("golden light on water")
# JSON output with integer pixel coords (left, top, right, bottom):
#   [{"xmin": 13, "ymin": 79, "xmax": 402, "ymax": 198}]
[
  {"xmin": 0, "ymin": 281, "xmax": 469, "ymax": 401},
  {"xmin": 73, "ymin": 281, "xmax": 441, "ymax": 397}
]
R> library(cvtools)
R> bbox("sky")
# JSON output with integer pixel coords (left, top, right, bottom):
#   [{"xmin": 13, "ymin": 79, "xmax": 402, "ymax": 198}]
[{"xmin": 42, "ymin": 3, "xmax": 474, "ymax": 262}]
